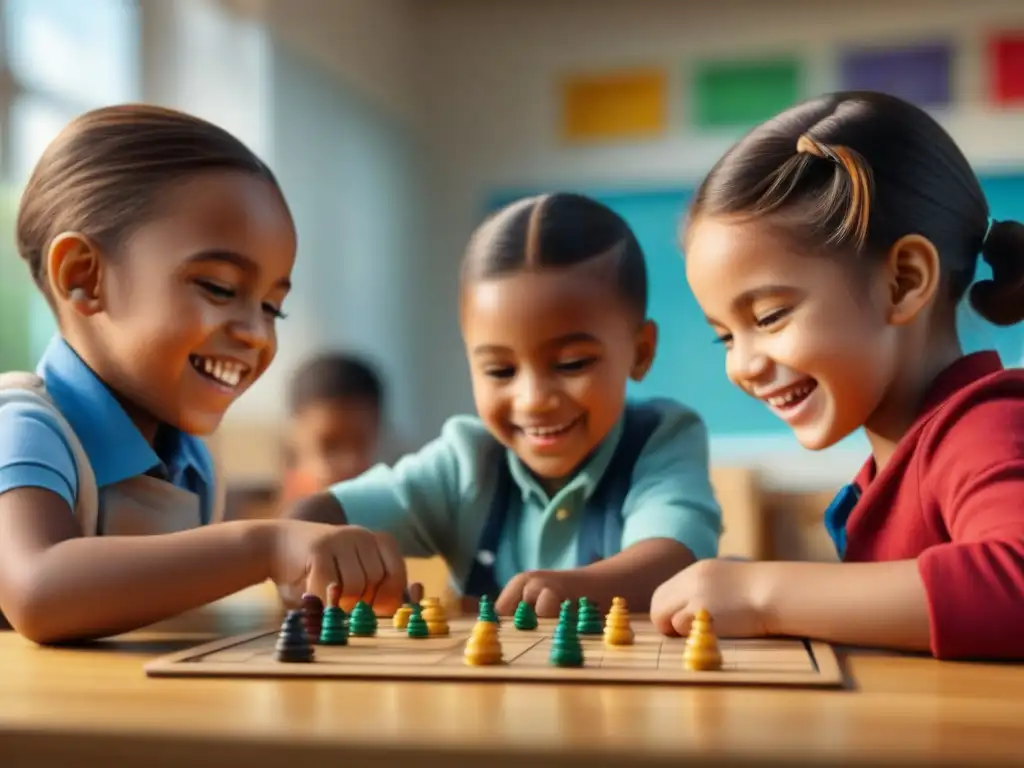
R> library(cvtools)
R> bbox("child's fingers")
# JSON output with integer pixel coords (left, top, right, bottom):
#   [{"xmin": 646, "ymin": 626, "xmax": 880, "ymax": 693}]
[
  {"xmin": 535, "ymin": 587, "xmax": 561, "ymax": 618},
  {"xmin": 355, "ymin": 540, "xmax": 386, "ymax": 608},
  {"xmin": 494, "ymin": 574, "xmax": 526, "ymax": 615},
  {"xmin": 306, "ymin": 554, "xmax": 342, "ymax": 608},
  {"xmin": 669, "ymin": 608, "xmax": 694, "ymax": 638},
  {"xmin": 520, "ymin": 576, "xmax": 547, "ymax": 607},
  {"xmin": 335, "ymin": 542, "xmax": 367, "ymax": 609}
]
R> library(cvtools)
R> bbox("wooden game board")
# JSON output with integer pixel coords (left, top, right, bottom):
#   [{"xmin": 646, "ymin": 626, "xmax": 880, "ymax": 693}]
[{"xmin": 145, "ymin": 615, "xmax": 844, "ymax": 688}]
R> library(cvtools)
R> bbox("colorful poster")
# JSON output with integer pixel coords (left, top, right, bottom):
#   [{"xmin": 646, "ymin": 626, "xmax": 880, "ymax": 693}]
[
  {"xmin": 561, "ymin": 68, "xmax": 667, "ymax": 142},
  {"xmin": 692, "ymin": 56, "xmax": 802, "ymax": 129},
  {"xmin": 838, "ymin": 41, "xmax": 953, "ymax": 108},
  {"xmin": 988, "ymin": 33, "xmax": 1024, "ymax": 105}
]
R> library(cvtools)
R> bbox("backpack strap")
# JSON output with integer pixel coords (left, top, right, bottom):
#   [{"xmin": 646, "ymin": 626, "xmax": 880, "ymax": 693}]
[
  {"xmin": 576, "ymin": 402, "xmax": 663, "ymax": 565},
  {"xmin": 461, "ymin": 443, "xmax": 514, "ymax": 600},
  {"xmin": 0, "ymin": 371, "xmax": 100, "ymax": 536}
]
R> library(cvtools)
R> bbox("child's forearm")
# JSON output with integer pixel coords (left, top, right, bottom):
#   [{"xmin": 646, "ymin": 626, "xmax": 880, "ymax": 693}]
[
  {"xmin": 760, "ymin": 559, "xmax": 931, "ymax": 652},
  {"xmin": 577, "ymin": 538, "xmax": 696, "ymax": 611},
  {"xmin": 286, "ymin": 492, "xmax": 349, "ymax": 525},
  {"xmin": 4, "ymin": 519, "xmax": 276, "ymax": 644}
]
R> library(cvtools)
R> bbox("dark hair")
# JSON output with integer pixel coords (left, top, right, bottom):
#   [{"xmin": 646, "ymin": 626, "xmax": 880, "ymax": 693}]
[
  {"xmin": 461, "ymin": 192, "xmax": 648, "ymax": 315},
  {"xmin": 288, "ymin": 352, "xmax": 385, "ymax": 417},
  {"xmin": 686, "ymin": 90, "xmax": 1024, "ymax": 326},
  {"xmin": 17, "ymin": 103, "xmax": 284, "ymax": 297}
]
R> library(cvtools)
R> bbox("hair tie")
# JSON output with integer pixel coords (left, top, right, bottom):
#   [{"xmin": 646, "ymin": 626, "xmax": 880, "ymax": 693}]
[{"xmin": 796, "ymin": 135, "xmax": 831, "ymax": 162}]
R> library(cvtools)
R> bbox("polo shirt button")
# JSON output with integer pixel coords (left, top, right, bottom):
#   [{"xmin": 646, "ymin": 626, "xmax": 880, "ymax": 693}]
[{"xmin": 556, "ymin": 508, "xmax": 570, "ymax": 521}]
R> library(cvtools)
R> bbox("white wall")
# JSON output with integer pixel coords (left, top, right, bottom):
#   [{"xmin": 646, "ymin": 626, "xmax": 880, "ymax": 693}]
[{"xmin": 412, "ymin": 0, "xmax": 1024, "ymax": 489}]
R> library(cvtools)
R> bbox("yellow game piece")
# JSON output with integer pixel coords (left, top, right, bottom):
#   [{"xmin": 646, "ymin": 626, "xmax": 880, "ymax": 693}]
[
  {"xmin": 463, "ymin": 619, "xmax": 503, "ymax": 665},
  {"xmin": 392, "ymin": 604, "xmax": 412, "ymax": 629},
  {"xmin": 603, "ymin": 596, "xmax": 634, "ymax": 646},
  {"xmin": 683, "ymin": 608, "xmax": 722, "ymax": 671},
  {"xmin": 420, "ymin": 597, "xmax": 450, "ymax": 636}
]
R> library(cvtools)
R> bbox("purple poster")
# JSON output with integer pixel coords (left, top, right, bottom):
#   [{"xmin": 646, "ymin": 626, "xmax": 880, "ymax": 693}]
[{"xmin": 839, "ymin": 42, "xmax": 953, "ymax": 108}]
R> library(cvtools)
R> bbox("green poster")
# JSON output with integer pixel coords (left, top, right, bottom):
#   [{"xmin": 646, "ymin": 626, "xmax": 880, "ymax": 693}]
[{"xmin": 693, "ymin": 56, "xmax": 803, "ymax": 129}]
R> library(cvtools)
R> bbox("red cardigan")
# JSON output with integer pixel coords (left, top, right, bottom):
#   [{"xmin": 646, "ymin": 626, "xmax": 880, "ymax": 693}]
[{"xmin": 839, "ymin": 351, "xmax": 1024, "ymax": 660}]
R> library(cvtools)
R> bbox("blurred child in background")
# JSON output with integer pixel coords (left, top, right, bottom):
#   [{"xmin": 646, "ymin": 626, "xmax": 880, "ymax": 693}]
[{"xmin": 281, "ymin": 352, "xmax": 385, "ymax": 503}]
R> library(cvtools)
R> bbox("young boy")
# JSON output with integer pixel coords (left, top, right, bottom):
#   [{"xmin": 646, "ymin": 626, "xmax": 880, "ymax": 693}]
[{"xmin": 287, "ymin": 194, "xmax": 723, "ymax": 617}]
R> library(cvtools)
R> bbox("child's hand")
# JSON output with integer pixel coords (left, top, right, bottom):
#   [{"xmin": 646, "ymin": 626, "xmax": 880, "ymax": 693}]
[
  {"xmin": 496, "ymin": 570, "xmax": 578, "ymax": 618},
  {"xmin": 271, "ymin": 521, "xmax": 407, "ymax": 615},
  {"xmin": 650, "ymin": 559, "xmax": 772, "ymax": 638}
]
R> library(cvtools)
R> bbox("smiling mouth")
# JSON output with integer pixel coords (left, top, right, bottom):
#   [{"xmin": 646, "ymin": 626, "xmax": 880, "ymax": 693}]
[
  {"xmin": 517, "ymin": 414, "xmax": 583, "ymax": 439},
  {"xmin": 189, "ymin": 355, "xmax": 251, "ymax": 389},
  {"xmin": 762, "ymin": 380, "xmax": 818, "ymax": 410}
]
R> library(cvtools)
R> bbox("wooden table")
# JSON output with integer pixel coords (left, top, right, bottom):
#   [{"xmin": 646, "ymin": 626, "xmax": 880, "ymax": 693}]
[{"xmin": 1, "ymin": 585, "xmax": 1023, "ymax": 768}]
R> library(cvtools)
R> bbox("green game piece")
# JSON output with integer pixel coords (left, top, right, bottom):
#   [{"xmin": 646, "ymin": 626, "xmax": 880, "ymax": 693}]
[
  {"xmin": 576, "ymin": 597, "xmax": 602, "ymax": 635},
  {"xmin": 348, "ymin": 600, "xmax": 377, "ymax": 636},
  {"xmin": 478, "ymin": 595, "xmax": 500, "ymax": 625},
  {"xmin": 513, "ymin": 600, "xmax": 538, "ymax": 631},
  {"xmin": 558, "ymin": 599, "xmax": 576, "ymax": 625},
  {"xmin": 548, "ymin": 613, "xmax": 584, "ymax": 667},
  {"xmin": 319, "ymin": 605, "xmax": 349, "ymax": 645},
  {"xmin": 406, "ymin": 604, "xmax": 429, "ymax": 638}
]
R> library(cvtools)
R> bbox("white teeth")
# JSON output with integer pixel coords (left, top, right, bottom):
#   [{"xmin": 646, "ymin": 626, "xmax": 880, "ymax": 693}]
[
  {"xmin": 766, "ymin": 383, "xmax": 814, "ymax": 408},
  {"xmin": 522, "ymin": 418, "xmax": 578, "ymax": 437},
  {"xmin": 191, "ymin": 356, "xmax": 247, "ymax": 388}
]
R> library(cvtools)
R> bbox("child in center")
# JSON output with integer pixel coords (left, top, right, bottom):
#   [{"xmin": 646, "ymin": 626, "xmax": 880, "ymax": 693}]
[
  {"xmin": 651, "ymin": 90, "xmax": 1024, "ymax": 660},
  {"xmin": 0, "ymin": 105, "xmax": 406, "ymax": 644},
  {"xmin": 288, "ymin": 193, "xmax": 723, "ymax": 617}
]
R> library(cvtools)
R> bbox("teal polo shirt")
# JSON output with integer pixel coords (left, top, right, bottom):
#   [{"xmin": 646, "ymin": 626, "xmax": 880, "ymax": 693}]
[{"xmin": 329, "ymin": 397, "xmax": 722, "ymax": 593}]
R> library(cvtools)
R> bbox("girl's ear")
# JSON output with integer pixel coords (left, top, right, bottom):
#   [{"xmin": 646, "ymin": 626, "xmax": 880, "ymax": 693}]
[
  {"xmin": 48, "ymin": 231, "xmax": 104, "ymax": 315},
  {"xmin": 883, "ymin": 234, "xmax": 941, "ymax": 326},
  {"xmin": 630, "ymin": 319, "xmax": 658, "ymax": 381}
]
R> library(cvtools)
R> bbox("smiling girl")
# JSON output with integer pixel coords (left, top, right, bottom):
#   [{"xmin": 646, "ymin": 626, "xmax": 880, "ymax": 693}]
[
  {"xmin": 0, "ymin": 105, "xmax": 406, "ymax": 644},
  {"xmin": 651, "ymin": 90, "xmax": 1024, "ymax": 660}
]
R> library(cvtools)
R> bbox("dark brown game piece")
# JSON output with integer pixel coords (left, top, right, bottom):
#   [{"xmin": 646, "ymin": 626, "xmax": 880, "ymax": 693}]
[
  {"xmin": 274, "ymin": 609, "xmax": 315, "ymax": 663},
  {"xmin": 301, "ymin": 593, "xmax": 324, "ymax": 643}
]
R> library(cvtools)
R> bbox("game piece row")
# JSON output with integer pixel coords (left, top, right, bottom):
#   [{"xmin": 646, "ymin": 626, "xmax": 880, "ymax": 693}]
[{"xmin": 275, "ymin": 587, "xmax": 722, "ymax": 672}]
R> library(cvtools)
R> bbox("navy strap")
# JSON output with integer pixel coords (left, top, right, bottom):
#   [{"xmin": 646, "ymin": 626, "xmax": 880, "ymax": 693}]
[
  {"xmin": 823, "ymin": 483, "xmax": 860, "ymax": 560},
  {"xmin": 462, "ymin": 403, "xmax": 662, "ymax": 598},
  {"xmin": 575, "ymin": 403, "xmax": 662, "ymax": 565}
]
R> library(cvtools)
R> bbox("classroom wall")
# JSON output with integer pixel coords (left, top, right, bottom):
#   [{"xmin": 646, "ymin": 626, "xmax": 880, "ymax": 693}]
[{"xmin": 412, "ymin": 0, "xmax": 1024, "ymax": 489}]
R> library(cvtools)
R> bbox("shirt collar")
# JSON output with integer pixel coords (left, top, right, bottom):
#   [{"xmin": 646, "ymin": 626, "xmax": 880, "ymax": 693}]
[
  {"xmin": 36, "ymin": 335, "xmax": 211, "ymax": 489},
  {"xmin": 506, "ymin": 413, "xmax": 626, "ymax": 506},
  {"xmin": 853, "ymin": 351, "xmax": 1005, "ymax": 491}
]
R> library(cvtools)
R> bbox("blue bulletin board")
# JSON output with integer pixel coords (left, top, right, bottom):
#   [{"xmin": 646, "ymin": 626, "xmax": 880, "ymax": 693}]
[{"xmin": 488, "ymin": 173, "xmax": 1024, "ymax": 440}]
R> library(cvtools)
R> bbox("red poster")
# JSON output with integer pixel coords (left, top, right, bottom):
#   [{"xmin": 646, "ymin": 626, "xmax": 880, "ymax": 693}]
[{"xmin": 989, "ymin": 33, "xmax": 1024, "ymax": 104}]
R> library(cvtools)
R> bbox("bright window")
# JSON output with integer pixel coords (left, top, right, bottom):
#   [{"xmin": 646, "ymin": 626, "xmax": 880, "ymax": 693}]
[{"xmin": 0, "ymin": 0, "xmax": 141, "ymax": 370}]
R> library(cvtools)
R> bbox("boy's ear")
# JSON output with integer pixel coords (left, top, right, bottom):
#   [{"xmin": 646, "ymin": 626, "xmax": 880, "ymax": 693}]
[
  {"xmin": 48, "ymin": 231, "xmax": 104, "ymax": 316},
  {"xmin": 630, "ymin": 319, "xmax": 657, "ymax": 381}
]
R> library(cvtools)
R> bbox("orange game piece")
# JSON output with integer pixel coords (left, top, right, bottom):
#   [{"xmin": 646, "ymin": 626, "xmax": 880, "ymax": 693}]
[
  {"xmin": 420, "ymin": 597, "xmax": 450, "ymax": 636},
  {"xmin": 603, "ymin": 596, "xmax": 634, "ymax": 646},
  {"xmin": 463, "ymin": 619, "xmax": 503, "ymax": 665},
  {"xmin": 683, "ymin": 608, "xmax": 722, "ymax": 671}
]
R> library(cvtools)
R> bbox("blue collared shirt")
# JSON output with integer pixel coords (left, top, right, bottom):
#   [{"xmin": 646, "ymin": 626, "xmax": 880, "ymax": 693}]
[{"xmin": 0, "ymin": 335, "xmax": 216, "ymax": 528}]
